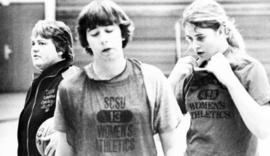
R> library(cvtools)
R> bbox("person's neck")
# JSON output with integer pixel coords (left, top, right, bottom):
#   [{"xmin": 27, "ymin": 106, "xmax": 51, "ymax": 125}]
[
  {"xmin": 93, "ymin": 57, "xmax": 126, "ymax": 80},
  {"xmin": 219, "ymin": 42, "xmax": 230, "ymax": 54}
]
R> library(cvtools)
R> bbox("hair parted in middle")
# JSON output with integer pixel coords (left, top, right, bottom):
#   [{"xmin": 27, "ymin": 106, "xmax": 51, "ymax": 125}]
[{"xmin": 77, "ymin": 0, "xmax": 135, "ymax": 55}]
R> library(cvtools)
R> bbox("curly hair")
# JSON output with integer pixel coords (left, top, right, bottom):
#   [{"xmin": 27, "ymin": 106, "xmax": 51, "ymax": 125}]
[{"xmin": 77, "ymin": 0, "xmax": 134, "ymax": 55}]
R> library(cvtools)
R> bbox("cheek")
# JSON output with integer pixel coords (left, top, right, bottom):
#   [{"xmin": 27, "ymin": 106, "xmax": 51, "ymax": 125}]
[
  {"xmin": 112, "ymin": 34, "xmax": 123, "ymax": 47},
  {"xmin": 202, "ymin": 39, "xmax": 214, "ymax": 50},
  {"xmin": 30, "ymin": 49, "xmax": 34, "ymax": 56},
  {"xmin": 43, "ymin": 49, "xmax": 57, "ymax": 60},
  {"xmin": 86, "ymin": 35, "xmax": 91, "ymax": 45},
  {"xmin": 87, "ymin": 38, "xmax": 100, "ymax": 49}
]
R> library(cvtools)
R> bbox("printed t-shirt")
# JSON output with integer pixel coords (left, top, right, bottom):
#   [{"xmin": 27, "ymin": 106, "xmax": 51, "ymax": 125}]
[
  {"xmin": 175, "ymin": 52, "xmax": 270, "ymax": 156},
  {"xmin": 54, "ymin": 59, "xmax": 180, "ymax": 156}
]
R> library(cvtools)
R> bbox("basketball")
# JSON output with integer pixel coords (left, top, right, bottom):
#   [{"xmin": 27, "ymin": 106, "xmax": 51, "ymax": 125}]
[{"xmin": 36, "ymin": 117, "xmax": 56, "ymax": 156}]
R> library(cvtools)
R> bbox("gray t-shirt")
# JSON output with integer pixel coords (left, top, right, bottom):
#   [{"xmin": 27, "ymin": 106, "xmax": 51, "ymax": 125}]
[
  {"xmin": 55, "ymin": 59, "xmax": 181, "ymax": 156},
  {"xmin": 174, "ymin": 52, "xmax": 270, "ymax": 156}
]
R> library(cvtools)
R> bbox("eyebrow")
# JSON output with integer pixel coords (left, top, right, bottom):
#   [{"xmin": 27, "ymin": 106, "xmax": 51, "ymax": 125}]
[
  {"xmin": 195, "ymin": 34, "xmax": 204, "ymax": 37},
  {"xmin": 185, "ymin": 33, "xmax": 203, "ymax": 39}
]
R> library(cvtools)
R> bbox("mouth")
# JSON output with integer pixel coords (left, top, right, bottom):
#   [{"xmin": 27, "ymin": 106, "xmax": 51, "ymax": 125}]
[
  {"xmin": 32, "ymin": 55, "xmax": 41, "ymax": 59},
  {"xmin": 196, "ymin": 51, "xmax": 205, "ymax": 56},
  {"xmin": 102, "ymin": 48, "xmax": 111, "ymax": 53}
]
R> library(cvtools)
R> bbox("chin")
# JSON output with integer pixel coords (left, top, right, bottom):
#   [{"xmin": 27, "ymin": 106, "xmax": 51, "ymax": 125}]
[{"xmin": 33, "ymin": 63, "xmax": 45, "ymax": 71}]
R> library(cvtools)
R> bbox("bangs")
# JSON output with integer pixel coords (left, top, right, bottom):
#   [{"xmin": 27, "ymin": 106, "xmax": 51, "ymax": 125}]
[
  {"xmin": 31, "ymin": 22, "xmax": 54, "ymax": 39},
  {"xmin": 79, "ymin": 1, "xmax": 122, "ymax": 30}
]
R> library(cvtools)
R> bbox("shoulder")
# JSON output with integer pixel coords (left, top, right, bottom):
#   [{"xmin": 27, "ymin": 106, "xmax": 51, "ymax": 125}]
[
  {"xmin": 140, "ymin": 63, "xmax": 170, "ymax": 95},
  {"xmin": 141, "ymin": 63, "xmax": 165, "ymax": 78},
  {"xmin": 231, "ymin": 53, "xmax": 264, "ymax": 72},
  {"xmin": 126, "ymin": 58, "xmax": 165, "ymax": 80},
  {"xmin": 233, "ymin": 53, "xmax": 268, "ymax": 87},
  {"xmin": 240, "ymin": 55, "xmax": 267, "ymax": 79},
  {"xmin": 62, "ymin": 65, "xmax": 81, "ymax": 79},
  {"xmin": 60, "ymin": 66, "xmax": 85, "ymax": 89}
]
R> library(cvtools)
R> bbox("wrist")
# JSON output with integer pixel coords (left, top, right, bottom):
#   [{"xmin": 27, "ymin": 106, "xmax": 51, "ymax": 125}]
[{"xmin": 225, "ymin": 75, "xmax": 242, "ymax": 91}]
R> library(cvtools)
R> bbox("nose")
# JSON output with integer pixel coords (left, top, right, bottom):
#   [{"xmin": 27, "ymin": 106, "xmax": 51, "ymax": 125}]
[
  {"xmin": 99, "ymin": 31, "xmax": 108, "ymax": 45},
  {"xmin": 31, "ymin": 44, "xmax": 39, "ymax": 53},
  {"xmin": 191, "ymin": 41, "xmax": 200, "ymax": 52}
]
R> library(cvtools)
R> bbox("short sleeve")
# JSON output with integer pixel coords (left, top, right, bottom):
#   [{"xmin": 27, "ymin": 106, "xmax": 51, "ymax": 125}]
[
  {"xmin": 246, "ymin": 61, "xmax": 270, "ymax": 105},
  {"xmin": 54, "ymin": 82, "xmax": 67, "ymax": 132},
  {"xmin": 151, "ymin": 68, "xmax": 182, "ymax": 133}
]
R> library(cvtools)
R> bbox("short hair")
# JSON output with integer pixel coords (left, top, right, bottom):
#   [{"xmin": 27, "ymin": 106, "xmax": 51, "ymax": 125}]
[
  {"xmin": 31, "ymin": 20, "xmax": 74, "ymax": 61},
  {"xmin": 77, "ymin": 0, "xmax": 134, "ymax": 55}
]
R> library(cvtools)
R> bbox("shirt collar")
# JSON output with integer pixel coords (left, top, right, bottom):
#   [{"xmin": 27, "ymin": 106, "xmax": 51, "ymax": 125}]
[{"xmin": 33, "ymin": 60, "xmax": 72, "ymax": 79}]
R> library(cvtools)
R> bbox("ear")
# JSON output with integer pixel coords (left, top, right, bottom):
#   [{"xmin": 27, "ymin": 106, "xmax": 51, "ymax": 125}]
[
  {"xmin": 217, "ymin": 25, "xmax": 225, "ymax": 35},
  {"xmin": 57, "ymin": 51, "xmax": 63, "ymax": 57}
]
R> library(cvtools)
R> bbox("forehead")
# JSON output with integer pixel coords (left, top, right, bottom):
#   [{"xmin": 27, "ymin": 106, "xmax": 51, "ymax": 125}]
[
  {"xmin": 31, "ymin": 35, "xmax": 52, "ymax": 43},
  {"xmin": 88, "ymin": 24, "xmax": 118, "ymax": 31},
  {"xmin": 184, "ymin": 22, "xmax": 216, "ymax": 37}
]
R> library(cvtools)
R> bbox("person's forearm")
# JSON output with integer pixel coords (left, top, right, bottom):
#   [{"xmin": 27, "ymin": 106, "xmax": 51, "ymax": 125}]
[
  {"xmin": 165, "ymin": 148, "xmax": 184, "ymax": 156},
  {"xmin": 160, "ymin": 129, "xmax": 185, "ymax": 156},
  {"xmin": 226, "ymin": 78, "xmax": 270, "ymax": 139}
]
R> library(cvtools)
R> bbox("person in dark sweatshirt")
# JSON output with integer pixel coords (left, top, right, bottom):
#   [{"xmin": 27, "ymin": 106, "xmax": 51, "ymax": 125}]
[{"xmin": 17, "ymin": 20, "xmax": 78, "ymax": 156}]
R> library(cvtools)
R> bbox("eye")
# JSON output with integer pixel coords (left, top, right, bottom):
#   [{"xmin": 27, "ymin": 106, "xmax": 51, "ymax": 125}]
[
  {"xmin": 196, "ymin": 35, "xmax": 205, "ymax": 41},
  {"xmin": 105, "ymin": 27, "xmax": 114, "ymax": 33},
  {"xmin": 185, "ymin": 36, "xmax": 192, "ymax": 43},
  {"xmin": 105, "ymin": 29, "xmax": 113, "ymax": 33},
  {"xmin": 38, "ymin": 41, "xmax": 46, "ymax": 46},
  {"xmin": 88, "ymin": 28, "xmax": 99, "ymax": 37},
  {"xmin": 89, "ymin": 31, "xmax": 99, "ymax": 37},
  {"xmin": 105, "ymin": 25, "xmax": 114, "ymax": 33},
  {"xmin": 31, "ymin": 41, "xmax": 35, "ymax": 46}
]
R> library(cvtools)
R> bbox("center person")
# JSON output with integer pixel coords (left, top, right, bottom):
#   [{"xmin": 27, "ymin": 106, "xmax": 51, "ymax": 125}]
[{"xmin": 54, "ymin": 0, "xmax": 182, "ymax": 156}]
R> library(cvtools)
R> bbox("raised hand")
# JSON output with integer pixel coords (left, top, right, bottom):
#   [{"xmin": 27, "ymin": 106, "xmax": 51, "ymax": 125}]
[{"xmin": 204, "ymin": 53, "xmax": 237, "ymax": 86}]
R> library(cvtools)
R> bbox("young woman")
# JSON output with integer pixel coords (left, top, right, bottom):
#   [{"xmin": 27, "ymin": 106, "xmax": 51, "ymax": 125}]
[
  {"xmin": 17, "ymin": 20, "xmax": 77, "ymax": 156},
  {"xmin": 54, "ymin": 0, "xmax": 182, "ymax": 156},
  {"xmin": 169, "ymin": 0, "xmax": 270, "ymax": 155}
]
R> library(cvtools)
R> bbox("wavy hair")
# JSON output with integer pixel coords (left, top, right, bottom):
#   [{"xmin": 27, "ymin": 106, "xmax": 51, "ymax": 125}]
[{"xmin": 182, "ymin": 0, "xmax": 245, "ymax": 52}]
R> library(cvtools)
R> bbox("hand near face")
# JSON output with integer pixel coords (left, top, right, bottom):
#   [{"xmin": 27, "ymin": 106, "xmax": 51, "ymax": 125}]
[
  {"xmin": 204, "ymin": 53, "xmax": 237, "ymax": 86},
  {"xmin": 173, "ymin": 56, "xmax": 197, "ymax": 78}
]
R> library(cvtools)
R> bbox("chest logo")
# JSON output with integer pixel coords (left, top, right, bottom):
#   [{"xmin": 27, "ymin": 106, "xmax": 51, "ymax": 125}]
[
  {"xmin": 40, "ymin": 89, "xmax": 56, "ymax": 112},
  {"xmin": 198, "ymin": 89, "xmax": 219, "ymax": 100}
]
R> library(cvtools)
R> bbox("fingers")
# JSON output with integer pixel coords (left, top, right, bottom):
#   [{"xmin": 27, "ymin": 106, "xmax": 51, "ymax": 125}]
[
  {"xmin": 40, "ymin": 135, "xmax": 51, "ymax": 141},
  {"xmin": 176, "ymin": 56, "xmax": 198, "ymax": 74},
  {"xmin": 195, "ymin": 53, "xmax": 227, "ymax": 73},
  {"xmin": 44, "ymin": 142, "xmax": 56, "ymax": 156},
  {"xmin": 178, "ymin": 56, "xmax": 198, "ymax": 67},
  {"xmin": 43, "ymin": 132, "xmax": 58, "ymax": 156}
]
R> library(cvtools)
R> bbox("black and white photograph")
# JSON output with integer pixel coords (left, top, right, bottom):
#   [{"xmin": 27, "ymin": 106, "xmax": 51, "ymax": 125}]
[{"xmin": 1, "ymin": 0, "xmax": 270, "ymax": 156}]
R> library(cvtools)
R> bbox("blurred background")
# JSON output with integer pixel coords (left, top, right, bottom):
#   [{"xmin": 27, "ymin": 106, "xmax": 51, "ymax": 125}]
[{"xmin": 0, "ymin": 0, "xmax": 270, "ymax": 155}]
